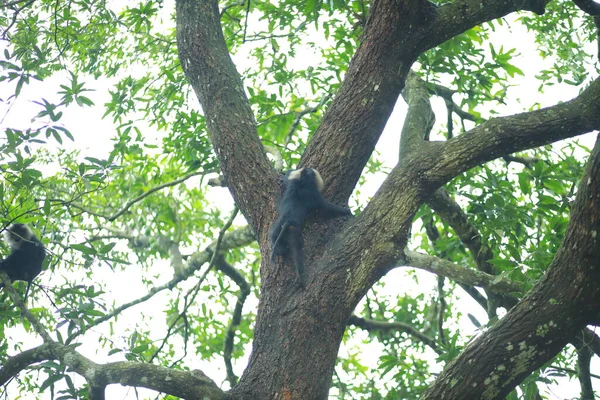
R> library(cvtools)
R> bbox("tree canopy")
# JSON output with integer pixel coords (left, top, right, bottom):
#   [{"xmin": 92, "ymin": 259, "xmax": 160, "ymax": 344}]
[{"xmin": 0, "ymin": 0, "xmax": 600, "ymax": 399}]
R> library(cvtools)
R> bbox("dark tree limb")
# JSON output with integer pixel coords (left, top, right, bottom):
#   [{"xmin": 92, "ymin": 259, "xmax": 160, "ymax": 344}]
[
  {"xmin": 576, "ymin": 339, "xmax": 595, "ymax": 399},
  {"xmin": 573, "ymin": 0, "xmax": 600, "ymax": 15},
  {"xmin": 426, "ymin": 0, "xmax": 548, "ymax": 53},
  {"xmin": 217, "ymin": 257, "xmax": 251, "ymax": 387},
  {"xmin": 348, "ymin": 315, "xmax": 440, "ymax": 353},
  {"xmin": 422, "ymin": 134, "xmax": 600, "ymax": 399},
  {"xmin": 0, "ymin": 343, "xmax": 229, "ymax": 400},
  {"xmin": 573, "ymin": 328, "xmax": 600, "ymax": 360},
  {"xmin": 88, "ymin": 385, "xmax": 106, "ymax": 400},
  {"xmin": 458, "ymin": 283, "xmax": 489, "ymax": 310}
]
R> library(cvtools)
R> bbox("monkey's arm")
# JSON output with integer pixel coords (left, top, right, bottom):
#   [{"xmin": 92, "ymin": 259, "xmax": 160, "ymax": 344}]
[
  {"xmin": 0, "ymin": 251, "xmax": 23, "ymax": 279},
  {"xmin": 318, "ymin": 198, "xmax": 352, "ymax": 216}
]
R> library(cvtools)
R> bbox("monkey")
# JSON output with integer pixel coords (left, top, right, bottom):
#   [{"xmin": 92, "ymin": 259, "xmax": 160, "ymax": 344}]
[
  {"xmin": 269, "ymin": 168, "xmax": 351, "ymax": 287},
  {"xmin": 0, "ymin": 223, "xmax": 46, "ymax": 301}
]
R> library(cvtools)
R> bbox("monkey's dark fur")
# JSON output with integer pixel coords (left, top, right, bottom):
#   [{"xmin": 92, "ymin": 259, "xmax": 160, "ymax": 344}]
[
  {"xmin": 269, "ymin": 168, "xmax": 351, "ymax": 287},
  {"xmin": 0, "ymin": 224, "xmax": 46, "ymax": 300}
]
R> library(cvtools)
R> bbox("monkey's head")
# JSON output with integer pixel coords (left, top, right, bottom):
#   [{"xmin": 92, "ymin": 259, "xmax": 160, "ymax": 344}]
[
  {"xmin": 3, "ymin": 224, "xmax": 35, "ymax": 250},
  {"xmin": 288, "ymin": 168, "xmax": 324, "ymax": 192}
]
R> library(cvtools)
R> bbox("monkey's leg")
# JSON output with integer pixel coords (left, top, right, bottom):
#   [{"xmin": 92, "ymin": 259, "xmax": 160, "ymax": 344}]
[
  {"xmin": 270, "ymin": 222, "xmax": 290, "ymax": 263},
  {"xmin": 23, "ymin": 281, "xmax": 32, "ymax": 304}
]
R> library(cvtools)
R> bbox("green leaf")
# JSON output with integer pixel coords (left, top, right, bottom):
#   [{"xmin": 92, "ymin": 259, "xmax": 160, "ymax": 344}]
[
  {"xmin": 71, "ymin": 244, "xmax": 97, "ymax": 255},
  {"xmin": 40, "ymin": 374, "xmax": 64, "ymax": 391}
]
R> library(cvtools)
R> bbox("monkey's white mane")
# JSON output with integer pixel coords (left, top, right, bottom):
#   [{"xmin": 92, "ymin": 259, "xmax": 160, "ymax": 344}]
[
  {"xmin": 312, "ymin": 169, "xmax": 324, "ymax": 192},
  {"xmin": 288, "ymin": 168, "xmax": 324, "ymax": 192},
  {"xmin": 288, "ymin": 168, "xmax": 304, "ymax": 180},
  {"xmin": 3, "ymin": 224, "xmax": 34, "ymax": 250}
]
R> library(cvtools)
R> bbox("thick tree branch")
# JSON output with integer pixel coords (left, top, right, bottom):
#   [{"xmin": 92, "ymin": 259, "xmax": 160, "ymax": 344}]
[
  {"xmin": 176, "ymin": 0, "xmax": 274, "ymax": 232},
  {"xmin": 399, "ymin": 72, "xmax": 436, "ymax": 158},
  {"xmin": 404, "ymin": 251, "xmax": 523, "ymax": 294},
  {"xmin": 423, "ymin": 133, "xmax": 600, "ymax": 399},
  {"xmin": 348, "ymin": 315, "xmax": 440, "ymax": 353},
  {"xmin": 426, "ymin": 0, "xmax": 548, "ymax": 52},
  {"xmin": 428, "ymin": 77, "xmax": 600, "ymax": 186},
  {"xmin": 301, "ymin": 0, "xmax": 553, "ymax": 203},
  {"xmin": 301, "ymin": 0, "xmax": 435, "ymax": 203},
  {"xmin": 0, "ymin": 343, "xmax": 228, "ymax": 399}
]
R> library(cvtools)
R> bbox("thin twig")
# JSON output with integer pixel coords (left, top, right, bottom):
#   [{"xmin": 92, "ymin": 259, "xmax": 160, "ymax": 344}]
[
  {"xmin": 65, "ymin": 223, "xmax": 253, "ymax": 344},
  {"xmin": 106, "ymin": 171, "xmax": 204, "ymax": 222},
  {"xmin": 147, "ymin": 207, "xmax": 240, "ymax": 362}
]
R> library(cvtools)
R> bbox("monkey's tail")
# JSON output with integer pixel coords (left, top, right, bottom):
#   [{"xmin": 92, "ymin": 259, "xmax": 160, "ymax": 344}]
[
  {"xmin": 288, "ymin": 226, "xmax": 305, "ymax": 288},
  {"xmin": 270, "ymin": 222, "xmax": 290, "ymax": 263}
]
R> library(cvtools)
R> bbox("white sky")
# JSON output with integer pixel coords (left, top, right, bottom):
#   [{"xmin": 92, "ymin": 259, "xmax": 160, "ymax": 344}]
[{"xmin": 0, "ymin": 4, "xmax": 599, "ymax": 400}]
